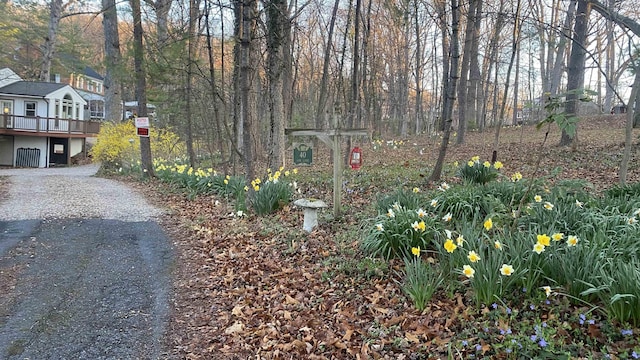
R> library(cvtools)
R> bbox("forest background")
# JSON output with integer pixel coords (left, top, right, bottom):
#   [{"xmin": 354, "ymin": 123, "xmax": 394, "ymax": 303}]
[{"xmin": 0, "ymin": 0, "xmax": 639, "ymax": 179}]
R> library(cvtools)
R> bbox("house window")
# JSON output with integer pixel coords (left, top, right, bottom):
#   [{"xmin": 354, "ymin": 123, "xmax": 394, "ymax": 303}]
[
  {"xmin": 25, "ymin": 102, "xmax": 36, "ymax": 117},
  {"xmin": 55, "ymin": 99, "xmax": 60, "ymax": 117},
  {"xmin": 75, "ymin": 104, "xmax": 80, "ymax": 119},
  {"xmin": 88, "ymin": 81, "xmax": 94, "ymax": 92},
  {"xmin": 97, "ymin": 83, "xmax": 102, "ymax": 94},
  {"xmin": 62, "ymin": 95, "xmax": 73, "ymax": 119},
  {"xmin": 1, "ymin": 100, "xmax": 12, "ymax": 114}
]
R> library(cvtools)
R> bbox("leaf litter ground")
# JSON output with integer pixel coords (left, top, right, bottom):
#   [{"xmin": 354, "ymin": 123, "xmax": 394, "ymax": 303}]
[{"xmin": 131, "ymin": 115, "xmax": 640, "ymax": 359}]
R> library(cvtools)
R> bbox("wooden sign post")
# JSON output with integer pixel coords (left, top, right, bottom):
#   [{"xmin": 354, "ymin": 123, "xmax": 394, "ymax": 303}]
[{"xmin": 285, "ymin": 126, "xmax": 367, "ymax": 217}]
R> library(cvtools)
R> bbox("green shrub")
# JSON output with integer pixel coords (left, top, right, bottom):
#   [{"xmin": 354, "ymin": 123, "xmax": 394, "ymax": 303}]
[
  {"xmin": 251, "ymin": 179, "xmax": 293, "ymax": 215},
  {"xmin": 376, "ymin": 188, "xmax": 424, "ymax": 214}
]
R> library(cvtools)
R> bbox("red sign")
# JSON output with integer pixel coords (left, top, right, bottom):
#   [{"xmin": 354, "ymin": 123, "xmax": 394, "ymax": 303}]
[{"xmin": 136, "ymin": 127, "xmax": 149, "ymax": 137}]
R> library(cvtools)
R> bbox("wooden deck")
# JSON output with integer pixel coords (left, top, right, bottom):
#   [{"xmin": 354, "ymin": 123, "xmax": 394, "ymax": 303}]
[{"xmin": 0, "ymin": 114, "xmax": 100, "ymax": 138}]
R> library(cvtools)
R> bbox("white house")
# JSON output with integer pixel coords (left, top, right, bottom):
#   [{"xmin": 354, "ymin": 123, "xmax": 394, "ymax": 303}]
[{"xmin": 0, "ymin": 68, "xmax": 100, "ymax": 168}]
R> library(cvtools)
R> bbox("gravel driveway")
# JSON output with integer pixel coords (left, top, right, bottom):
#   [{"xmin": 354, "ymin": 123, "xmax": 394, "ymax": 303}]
[{"xmin": 0, "ymin": 164, "xmax": 174, "ymax": 359}]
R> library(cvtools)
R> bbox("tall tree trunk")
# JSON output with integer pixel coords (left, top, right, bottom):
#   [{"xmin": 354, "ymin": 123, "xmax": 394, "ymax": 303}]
[
  {"xmin": 430, "ymin": 0, "xmax": 460, "ymax": 182},
  {"xmin": 184, "ymin": 0, "xmax": 199, "ymax": 167},
  {"xmin": 315, "ymin": 0, "xmax": 340, "ymax": 131},
  {"xmin": 131, "ymin": 0, "xmax": 154, "ymax": 177},
  {"xmin": 234, "ymin": 0, "xmax": 258, "ymax": 181},
  {"xmin": 413, "ymin": 0, "xmax": 424, "ymax": 135},
  {"xmin": 456, "ymin": 0, "xmax": 477, "ymax": 145},
  {"xmin": 266, "ymin": 0, "xmax": 289, "ymax": 169},
  {"xmin": 40, "ymin": 0, "xmax": 63, "ymax": 81},
  {"xmin": 102, "ymin": 0, "xmax": 123, "ymax": 122},
  {"xmin": 561, "ymin": 0, "xmax": 590, "ymax": 146},
  {"xmin": 493, "ymin": 0, "xmax": 521, "ymax": 160},
  {"xmin": 468, "ymin": 0, "xmax": 482, "ymax": 133},
  {"xmin": 344, "ymin": 0, "xmax": 361, "ymax": 164},
  {"xmin": 549, "ymin": 0, "xmax": 576, "ymax": 96}
]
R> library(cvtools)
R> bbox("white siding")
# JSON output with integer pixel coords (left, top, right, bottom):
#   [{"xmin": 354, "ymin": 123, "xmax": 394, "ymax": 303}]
[
  {"xmin": 70, "ymin": 138, "xmax": 83, "ymax": 157},
  {"xmin": 0, "ymin": 135, "xmax": 13, "ymax": 165}
]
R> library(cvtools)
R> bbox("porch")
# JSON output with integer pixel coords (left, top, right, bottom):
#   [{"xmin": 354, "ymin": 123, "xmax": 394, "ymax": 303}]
[{"xmin": 0, "ymin": 113, "xmax": 100, "ymax": 137}]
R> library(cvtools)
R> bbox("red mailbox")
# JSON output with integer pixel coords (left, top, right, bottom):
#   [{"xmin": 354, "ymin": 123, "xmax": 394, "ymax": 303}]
[{"xmin": 349, "ymin": 147, "xmax": 363, "ymax": 170}]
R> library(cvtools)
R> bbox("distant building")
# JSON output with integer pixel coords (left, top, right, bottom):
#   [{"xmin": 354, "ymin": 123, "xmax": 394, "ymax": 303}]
[{"xmin": 68, "ymin": 67, "xmax": 105, "ymax": 121}]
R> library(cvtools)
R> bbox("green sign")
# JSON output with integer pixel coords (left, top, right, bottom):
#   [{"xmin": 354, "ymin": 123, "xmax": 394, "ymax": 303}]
[{"xmin": 293, "ymin": 143, "xmax": 313, "ymax": 165}]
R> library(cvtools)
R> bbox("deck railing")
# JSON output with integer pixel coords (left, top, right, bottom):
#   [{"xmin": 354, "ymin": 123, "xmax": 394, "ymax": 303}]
[{"xmin": 0, "ymin": 114, "xmax": 100, "ymax": 135}]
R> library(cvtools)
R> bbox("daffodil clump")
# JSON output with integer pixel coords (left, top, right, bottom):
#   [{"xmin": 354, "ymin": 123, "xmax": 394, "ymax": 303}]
[
  {"xmin": 363, "ymin": 160, "xmax": 640, "ymax": 328},
  {"xmin": 362, "ymin": 201, "xmax": 444, "ymax": 260},
  {"xmin": 250, "ymin": 167, "xmax": 299, "ymax": 215},
  {"xmin": 371, "ymin": 138, "xmax": 405, "ymax": 151},
  {"xmin": 458, "ymin": 156, "xmax": 503, "ymax": 185}
]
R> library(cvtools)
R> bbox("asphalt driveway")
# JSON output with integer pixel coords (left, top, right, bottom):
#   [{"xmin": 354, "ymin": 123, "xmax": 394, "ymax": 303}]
[{"xmin": 0, "ymin": 165, "xmax": 174, "ymax": 359}]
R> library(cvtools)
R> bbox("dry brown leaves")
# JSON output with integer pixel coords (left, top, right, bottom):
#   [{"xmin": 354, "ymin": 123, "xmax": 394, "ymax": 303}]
[{"xmin": 129, "ymin": 114, "xmax": 639, "ymax": 359}]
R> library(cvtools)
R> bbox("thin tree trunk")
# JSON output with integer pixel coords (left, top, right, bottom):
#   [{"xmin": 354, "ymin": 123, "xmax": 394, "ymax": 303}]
[
  {"xmin": 430, "ymin": 0, "xmax": 460, "ymax": 182},
  {"xmin": 492, "ymin": 0, "xmax": 521, "ymax": 162},
  {"xmin": 620, "ymin": 71, "xmax": 640, "ymax": 184},
  {"xmin": 315, "ymin": 0, "xmax": 340, "ymax": 131},
  {"xmin": 131, "ymin": 0, "xmax": 154, "ymax": 177},
  {"xmin": 40, "ymin": 0, "xmax": 63, "ymax": 82}
]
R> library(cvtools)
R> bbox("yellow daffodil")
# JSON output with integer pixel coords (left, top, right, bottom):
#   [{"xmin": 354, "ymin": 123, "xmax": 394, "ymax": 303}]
[
  {"xmin": 467, "ymin": 250, "xmax": 480, "ymax": 263},
  {"xmin": 544, "ymin": 202, "xmax": 554, "ymax": 210},
  {"xmin": 453, "ymin": 161, "xmax": 459, "ymax": 167},
  {"xmin": 411, "ymin": 247, "xmax": 421, "ymax": 256},
  {"xmin": 471, "ymin": 156, "xmax": 480, "ymax": 162},
  {"xmin": 537, "ymin": 234, "xmax": 551, "ymax": 246},
  {"xmin": 444, "ymin": 239, "xmax": 457, "ymax": 253},
  {"xmin": 416, "ymin": 221, "xmax": 426, "ymax": 232},
  {"xmin": 494, "ymin": 240, "xmax": 503, "ymax": 250},
  {"xmin": 443, "ymin": 213, "xmax": 452, "ymax": 222},
  {"xmin": 567, "ymin": 235, "xmax": 579, "ymax": 246},
  {"xmin": 387, "ymin": 209, "xmax": 395, "ymax": 218},
  {"xmin": 534, "ymin": 195, "xmax": 542, "ymax": 203},
  {"xmin": 244, "ymin": 186, "xmax": 249, "ymax": 192},
  {"xmin": 511, "ymin": 172, "xmax": 523, "ymax": 182},
  {"xmin": 533, "ymin": 242, "xmax": 546, "ymax": 254},
  {"xmin": 462, "ymin": 265, "xmax": 475, "ymax": 278},
  {"xmin": 484, "ymin": 218, "xmax": 493, "ymax": 231},
  {"xmin": 552, "ymin": 233, "xmax": 564, "ymax": 241},
  {"xmin": 293, "ymin": 168, "xmax": 298, "ymax": 174},
  {"xmin": 542, "ymin": 286, "xmax": 552, "ymax": 297},
  {"xmin": 375, "ymin": 223, "xmax": 384, "ymax": 232},
  {"xmin": 483, "ymin": 161, "xmax": 491, "ymax": 168},
  {"xmin": 253, "ymin": 185, "xmax": 260, "ymax": 191},
  {"xmin": 413, "ymin": 187, "xmax": 420, "ymax": 193},
  {"xmin": 285, "ymin": 170, "xmax": 290, "ymax": 176},
  {"xmin": 416, "ymin": 208, "xmax": 427, "ymax": 218},
  {"xmin": 224, "ymin": 179, "xmax": 229, "ymax": 185},
  {"xmin": 468, "ymin": 160, "xmax": 475, "ymax": 167},
  {"xmin": 494, "ymin": 161, "xmax": 503, "ymax": 169},
  {"xmin": 500, "ymin": 264, "xmax": 514, "ymax": 276}
]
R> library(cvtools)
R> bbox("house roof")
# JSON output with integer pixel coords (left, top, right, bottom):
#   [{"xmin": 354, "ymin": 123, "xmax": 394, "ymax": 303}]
[
  {"xmin": 0, "ymin": 81, "xmax": 68, "ymax": 97},
  {"xmin": 84, "ymin": 66, "xmax": 104, "ymax": 81}
]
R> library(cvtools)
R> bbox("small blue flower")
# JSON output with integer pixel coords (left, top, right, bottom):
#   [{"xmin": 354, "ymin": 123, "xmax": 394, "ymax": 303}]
[
  {"xmin": 631, "ymin": 351, "xmax": 639, "ymax": 359},
  {"xmin": 538, "ymin": 338, "xmax": 547, "ymax": 347},
  {"xmin": 492, "ymin": 303, "xmax": 498, "ymax": 309},
  {"xmin": 530, "ymin": 334, "xmax": 537, "ymax": 341},
  {"xmin": 506, "ymin": 328, "xmax": 512, "ymax": 335},
  {"xmin": 621, "ymin": 329, "xmax": 634, "ymax": 336},
  {"xmin": 522, "ymin": 287, "xmax": 527, "ymax": 293},
  {"xmin": 545, "ymin": 299, "xmax": 551, "ymax": 305},
  {"xmin": 530, "ymin": 304, "xmax": 535, "ymax": 310},
  {"xmin": 506, "ymin": 348, "xmax": 512, "ymax": 353},
  {"xmin": 462, "ymin": 340, "xmax": 468, "ymax": 346},
  {"xmin": 588, "ymin": 319, "xmax": 595, "ymax": 325},
  {"xmin": 542, "ymin": 321, "xmax": 547, "ymax": 328},
  {"xmin": 506, "ymin": 307, "xmax": 512, "ymax": 315},
  {"xmin": 580, "ymin": 314, "xmax": 586, "ymax": 320},
  {"xmin": 476, "ymin": 344, "xmax": 482, "ymax": 351}
]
